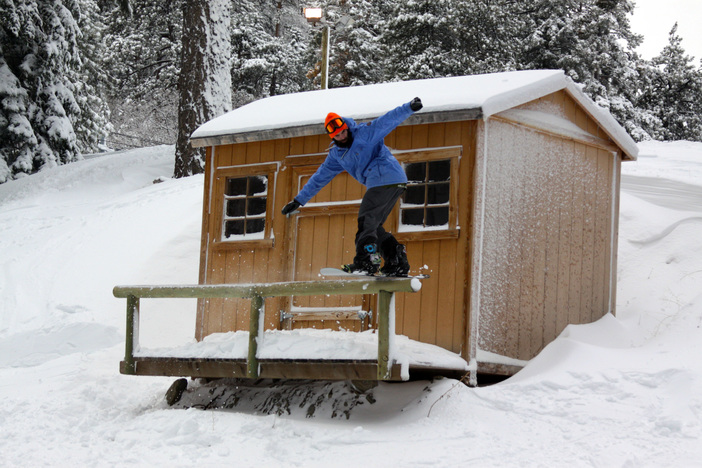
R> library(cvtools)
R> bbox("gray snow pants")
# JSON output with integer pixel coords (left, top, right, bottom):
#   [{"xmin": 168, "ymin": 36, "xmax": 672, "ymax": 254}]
[{"xmin": 355, "ymin": 184, "xmax": 406, "ymax": 252}]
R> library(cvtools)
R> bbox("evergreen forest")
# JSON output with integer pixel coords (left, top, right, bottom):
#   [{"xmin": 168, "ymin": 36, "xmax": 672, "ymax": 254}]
[{"xmin": 2, "ymin": 0, "xmax": 702, "ymax": 183}]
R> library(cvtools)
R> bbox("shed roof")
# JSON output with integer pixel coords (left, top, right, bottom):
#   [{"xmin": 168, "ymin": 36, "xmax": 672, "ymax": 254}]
[{"xmin": 191, "ymin": 70, "xmax": 638, "ymax": 160}]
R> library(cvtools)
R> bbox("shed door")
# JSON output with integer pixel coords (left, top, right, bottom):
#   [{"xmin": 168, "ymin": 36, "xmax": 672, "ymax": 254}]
[{"xmin": 283, "ymin": 166, "xmax": 371, "ymax": 331}]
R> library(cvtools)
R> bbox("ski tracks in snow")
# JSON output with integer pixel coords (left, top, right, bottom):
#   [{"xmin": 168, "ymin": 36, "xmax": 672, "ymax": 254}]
[
  {"xmin": 622, "ymin": 174, "xmax": 702, "ymax": 246},
  {"xmin": 621, "ymin": 174, "xmax": 702, "ymax": 212}
]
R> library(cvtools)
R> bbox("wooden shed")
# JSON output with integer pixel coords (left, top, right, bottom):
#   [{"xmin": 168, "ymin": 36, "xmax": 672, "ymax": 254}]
[{"xmin": 123, "ymin": 70, "xmax": 637, "ymax": 385}]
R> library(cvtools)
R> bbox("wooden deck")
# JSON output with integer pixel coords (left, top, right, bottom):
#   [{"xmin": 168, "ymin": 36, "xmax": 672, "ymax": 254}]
[{"xmin": 120, "ymin": 357, "xmax": 469, "ymax": 381}]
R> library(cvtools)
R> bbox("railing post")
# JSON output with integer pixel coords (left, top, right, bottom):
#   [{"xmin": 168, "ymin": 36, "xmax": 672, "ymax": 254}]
[
  {"xmin": 377, "ymin": 290, "xmax": 393, "ymax": 380},
  {"xmin": 247, "ymin": 295, "xmax": 264, "ymax": 378},
  {"xmin": 124, "ymin": 294, "xmax": 140, "ymax": 375}
]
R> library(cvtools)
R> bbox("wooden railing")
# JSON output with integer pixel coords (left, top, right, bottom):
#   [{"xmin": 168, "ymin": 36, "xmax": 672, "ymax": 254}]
[{"xmin": 113, "ymin": 278, "xmax": 421, "ymax": 380}]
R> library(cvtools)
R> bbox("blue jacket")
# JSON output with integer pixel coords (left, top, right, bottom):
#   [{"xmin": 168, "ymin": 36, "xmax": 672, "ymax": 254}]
[{"xmin": 295, "ymin": 101, "xmax": 414, "ymax": 205}]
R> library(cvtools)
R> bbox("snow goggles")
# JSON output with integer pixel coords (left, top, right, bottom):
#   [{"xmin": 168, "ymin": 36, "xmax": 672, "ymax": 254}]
[{"xmin": 325, "ymin": 117, "xmax": 346, "ymax": 135}]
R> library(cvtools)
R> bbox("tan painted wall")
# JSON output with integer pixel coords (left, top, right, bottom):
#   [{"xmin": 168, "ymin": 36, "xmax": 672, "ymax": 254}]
[{"xmin": 196, "ymin": 121, "xmax": 478, "ymax": 357}]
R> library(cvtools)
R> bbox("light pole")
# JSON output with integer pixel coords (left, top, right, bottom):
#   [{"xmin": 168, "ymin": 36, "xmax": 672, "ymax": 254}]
[{"xmin": 304, "ymin": 7, "xmax": 330, "ymax": 89}]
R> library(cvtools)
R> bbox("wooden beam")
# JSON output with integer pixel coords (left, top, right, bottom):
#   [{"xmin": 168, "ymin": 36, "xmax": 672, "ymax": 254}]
[
  {"xmin": 287, "ymin": 310, "xmax": 365, "ymax": 322},
  {"xmin": 121, "ymin": 358, "xmax": 404, "ymax": 381},
  {"xmin": 259, "ymin": 360, "xmax": 403, "ymax": 381},
  {"xmin": 377, "ymin": 290, "xmax": 393, "ymax": 380},
  {"xmin": 121, "ymin": 358, "xmax": 247, "ymax": 378},
  {"xmin": 123, "ymin": 295, "xmax": 139, "ymax": 375},
  {"xmin": 247, "ymin": 295, "xmax": 264, "ymax": 378},
  {"xmin": 114, "ymin": 278, "xmax": 418, "ymax": 300},
  {"xmin": 476, "ymin": 361, "xmax": 524, "ymax": 377}
]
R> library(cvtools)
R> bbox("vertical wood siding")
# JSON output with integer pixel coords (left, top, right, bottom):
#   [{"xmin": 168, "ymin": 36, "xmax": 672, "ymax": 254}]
[
  {"xmin": 389, "ymin": 121, "xmax": 476, "ymax": 355},
  {"xmin": 475, "ymin": 118, "xmax": 617, "ymax": 361}
]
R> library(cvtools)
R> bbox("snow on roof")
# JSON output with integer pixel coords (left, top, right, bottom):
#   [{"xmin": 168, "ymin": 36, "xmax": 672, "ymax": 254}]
[{"xmin": 191, "ymin": 69, "xmax": 638, "ymax": 159}]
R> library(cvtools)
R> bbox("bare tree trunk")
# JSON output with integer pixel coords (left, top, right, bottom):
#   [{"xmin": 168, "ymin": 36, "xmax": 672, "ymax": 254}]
[{"xmin": 174, "ymin": 0, "xmax": 231, "ymax": 178}]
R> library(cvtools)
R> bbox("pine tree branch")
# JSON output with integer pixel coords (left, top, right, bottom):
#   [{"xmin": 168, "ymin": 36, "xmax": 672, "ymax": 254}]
[{"xmin": 123, "ymin": 59, "xmax": 174, "ymax": 79}]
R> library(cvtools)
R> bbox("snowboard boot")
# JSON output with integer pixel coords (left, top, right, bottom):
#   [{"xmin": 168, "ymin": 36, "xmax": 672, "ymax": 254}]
[
  {"xmin": 380, "ymin": 237, "xmax": 410, "ymax": 277},
  {"xmin": 343, "ymin": 243, "xmax": 381, "ymax": 275}
]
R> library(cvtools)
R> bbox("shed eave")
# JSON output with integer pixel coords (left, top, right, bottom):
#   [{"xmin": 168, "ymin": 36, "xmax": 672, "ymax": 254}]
[
  {"xmin": 563, "ymin": 81, "xmax": 638, "ymax": 161},
  {"xmin": 190, "ymin": 108, "xmax": 484, "ymax": 148}
]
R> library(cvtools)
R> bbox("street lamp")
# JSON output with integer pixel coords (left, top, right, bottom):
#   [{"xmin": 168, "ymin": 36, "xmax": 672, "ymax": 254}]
[
  {"xmin": 303, "ymin": 7, "xmax": 323, "ymax": 22},
  {"xmin": 304, "ymin": 7, "xmax": 330, "ymax": 90}
]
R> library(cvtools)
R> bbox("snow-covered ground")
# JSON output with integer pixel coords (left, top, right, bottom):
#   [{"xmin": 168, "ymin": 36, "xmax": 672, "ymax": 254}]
[{"xmin": 1, "ymin": 141, "xmax": 701, "ymax": 466}]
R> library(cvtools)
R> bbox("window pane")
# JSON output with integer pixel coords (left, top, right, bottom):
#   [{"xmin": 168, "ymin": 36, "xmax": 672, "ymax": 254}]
[
  {"xmin": 427, "ymin": 182, "xmax": 450, "ymax": 204},
  {"xmin": 399, "ymin": 157, "xmax": 453, "ymax": 231},
  {"xmin": 222, "ymin": 174, "xmax": 270, "ymax": 240},
  {"xmin": 248, "ymin": 176, "xmax": 267, "ymax": 196},
  {"xmin": 247, "ymin": 197, "xmax": 267, "ymax": 216},
  {"xmin": 404, "ymin": 162, "xmax": 426, "ymax": 183},
  {"xmin": 426, "ymin": 207, "xmax": 449, "ymax": 226},
  {"xmin": 246, "ymin": 218, "xmax": 265, "ymax": 234},
  {"xmin": 428, "ymin": 160, "xmax": 450, "ymax": 181},
  {"xmin": 224, "ymin": 220, "xmax": 245, "ymax": 237},
  {"xmin": 402, "ymin": 208, "xmax": 425, "ymax": 226},
  {"xmin": 226, "ymin": 199, "xmax": 246, "ymax": 217},
  {"xmin": 403, "ymin": 185, "xmax": 425, "ymax": 205},
  {"xmin": 226, "ymin": 177, "xmax": 247, "ymax": 196}
]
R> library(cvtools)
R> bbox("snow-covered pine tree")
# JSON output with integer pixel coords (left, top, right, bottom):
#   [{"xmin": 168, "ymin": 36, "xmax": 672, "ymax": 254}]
[
  {"xmin": 607, "ymin": 57, "xmax": 662, "ymax": 141},
  {"xmin": 451, "ymin": 0, "xmax": 522, "ymax": 74},
  {"xmin": 100, "ymin": 0, "xmax": 182, "ymax": 149},
  {"xmin": 380, "ymin": 0, "xmax": 461, "ymax": 80},
  {"xmin": 321, "ymin": 0, "xmax": 385, "ymax": 88},
  {"xmin": 174, "ymin": 0, "xmax": 232, "ymax": 178},
  {"xmin": 379, "ymin": 0, "xmax": 525, "ymax": 81},
  {"xmin": 639, "ymin": 23, "xmax": 702, "ymax": 141},
  {"xmin": 230, "ymin": 0, "xmax": 310, "ymax": 105},
  {"xmin": 0, "ymin": 55, "xmax": 35, "ymax": 183},
  {"xmin": 519, "ymin": 0, "xmax": 649, "ymax": 138},
  {"xmin": 73, "ymin": 0, "xmax": 111, "ymax": 152},
  {"xmin": 0, "ymin": 0, "xmax": 109, "ymax": 183}
]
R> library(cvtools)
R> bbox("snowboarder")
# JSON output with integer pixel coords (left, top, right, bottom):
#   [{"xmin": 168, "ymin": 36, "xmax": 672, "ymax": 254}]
[{"xmin": 281, "ymin": 97, "xmax": 424, "ymax": 276}]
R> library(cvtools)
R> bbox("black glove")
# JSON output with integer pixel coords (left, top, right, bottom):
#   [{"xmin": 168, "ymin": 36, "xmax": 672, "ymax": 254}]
[
  {"xmin": 410, "ymin": 97, "xmax": 423, "ymax": 112},
  {"xmin": 282, "ymin": 199, "xmax": 302, "ymax": 216}
]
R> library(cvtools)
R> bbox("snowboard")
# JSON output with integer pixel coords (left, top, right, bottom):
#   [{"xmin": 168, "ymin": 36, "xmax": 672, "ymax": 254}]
[{"xmin": 320, "ymin": 267, "xmax": 430, "ymax": 279}]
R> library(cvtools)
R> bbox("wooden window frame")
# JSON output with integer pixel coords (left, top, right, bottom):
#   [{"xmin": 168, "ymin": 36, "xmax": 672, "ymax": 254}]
[
  {"xmin": 285, "ymin": 152, "xmax": 365, "ymax": 215},
  {"xmin": 211, "ymin": 162, "xmax": 279, "ymax": 250},
  {"xmin": 393, "ymin": 146, "xmax": 461, "ymax": 240}
]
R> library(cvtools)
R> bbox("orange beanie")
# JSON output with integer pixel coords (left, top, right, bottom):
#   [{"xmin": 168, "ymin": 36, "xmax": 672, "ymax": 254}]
[{"xmin": 324, "ymin": 112, "xmax": 348, "ymax": 138}]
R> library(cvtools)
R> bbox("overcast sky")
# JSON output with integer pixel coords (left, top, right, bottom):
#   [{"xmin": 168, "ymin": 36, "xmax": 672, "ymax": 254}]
[{"xmin": 630, "ymin": 0, "xmax": 702, "ymax": 62}]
